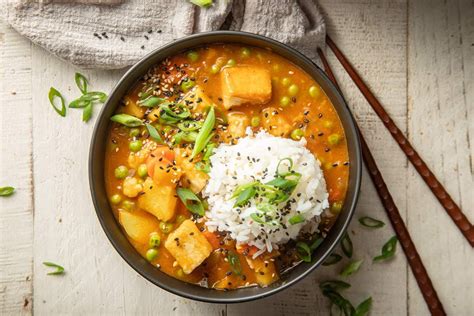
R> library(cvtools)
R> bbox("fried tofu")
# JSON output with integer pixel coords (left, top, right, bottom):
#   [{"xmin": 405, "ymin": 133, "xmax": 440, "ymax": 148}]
[
  {"xmin": 182, "ymin": 86, "xmax": 214, "ymax": 113},
  {"xmin": 221, "ymin": 66, "xmax": 272, "ymax": 109},
  {"xmin": 164, "ymin": 220, "xmax": 213, "ymax": 274},
  {"xmin": 227, "ymin": 112, "xmax": 250, "ymax": 139},
  {"xmin": 261, "ymin": 107, "xmax": 292, "ymax": 137},
  {"xmin": 138, "ymin": 178, "xmax": 177, "ymax": 221}
]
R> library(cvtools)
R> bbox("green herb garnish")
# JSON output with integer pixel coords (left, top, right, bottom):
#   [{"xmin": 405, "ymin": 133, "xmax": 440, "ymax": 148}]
[
  {"xmin": 176, "ymin": 188, "xmax": 205, "ymax": 216},
  {"xmin": 110, "ymin": 114, "xmax": 144, "ymax": 127},
  {"xmin": 189, "ymin": 0, "xmax": 213, "ymax": 8},
  {"xmin": 359, "ymin": 216, "xmax": 385, "ymax": 228},
  {"xmin": 288, "ymin": 214, "xmax": 305, "ymax": 225},
  {"xmin": 340, "ymin": 259, "xmax": 363, "ymax": 277},
  {"xmin": 48, "ymin": 87, "xmax": 66, "ymax": 117},
  {"xmin": 373, "ymin": 236, "xmax": 398, "ymax": 262},
  {"xmin": 191, "ymin": 107, "xmax": 215, "ymax": 158},
  {"xmin": 138, "ymin": 96, "xmax": 165, "ymax": 107},
  {"xmin": 145, "ymin": 123, "xmax": 164, "ymax": 143},
  {"xmin": 74, "ymin": 72, "xmax": 88, "ymax": 94},
  {"xmin": 177, "ymin": 120, "xmax": 203, "ymax": 131},
  {"xmin": 43, "ymin": 262, "xmax": 65, "ymax": 275},
  {"xmin": 82, "ymin": 103, "xmax": 93, "ymax": 122},
  {"xmin": 0, "ymin": 186, "xmax": 15, "ymax": 197},
  {"xmin": 355, "ymin": 297, "xmax": 372, "ymax": 316},
  {"xmin": 234, "ymin": 186, "xmax": 257, "ymax": 207},
  {"xmin": 322, "ymin": 253, "xmax": 343, "ymax": 266},
  {"xmin": 226, "ymin": 251, "xmax": 242, "ymax": 275},
  {"xmin": 296, "ymin": 241, "xmax": 312, "ymax": 262},
  {"xmin": 319, "ymin": 280, "xmax": 351, "ymax": 292},
  {"xmin": 340, "ymin": 232, "xmax": 353, "ymax": 258},
  {"xmin": 174, "ymin": 131, "xmax": 198, "ymax": 144},
  {"xmin": 159, "ymin": 102, "xmax": 191, "ymax": 124},
  {"xmin": 321, "ymin": 289, "xmax": 355, "ymax": 316}
]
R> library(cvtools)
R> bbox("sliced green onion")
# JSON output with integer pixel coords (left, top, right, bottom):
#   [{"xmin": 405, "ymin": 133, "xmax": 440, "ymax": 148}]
[
  {"xmin": 355, "ymin": 297, "xmax": 372, "ymax": 316},
  {"xmin": 340, "ymin": 233, "xmax": 353, "ymax": 258},
  {"xmin": 250, "ymin": 213, "xmax": 266, "ymax": 224},
  {"xmin": 319, "ymin": 280, "xmax": 351, "ymax": 292},
  {"xmin": 296, "ymin": 241, "xmax": 312, "ymax": 262},
  {"xmin": 226, "ymin": 251, "xmax": 242, "ymax": 275},
  {"xmin": 322, "ymin": 253, "xmax": 343, "ymax": 266},
  {"xmin": 69, "ymin": 91, "xmax": 107, "ymax": 108},
  {"xmin": 202, "ymin": 143, "xmax": 215, "ymax": 161},
  {"xmin": 82, "ymin": 102, "xmax": 93, "ymax": 122},
  {"xmin": 159, "ymin": 102, "xmax": 191, "ymax": 124},
  {"xmin": 177, "ymin": 120, "xmax": 202, "ymax": 131},
  {"xmin": 340, "ymin": 259, "xmax": 363, "ymax": 277},
  {"xmin": 195, "ymin": 161, "xmax": 210, "ymax": 173},
  {"xmin": 138, "ymin": 96, "xmax": 165, "ymax": 107},
  {"xmin": 189, "ymin": 0, "xmax": 213, "ymax": 8},
  {"xmin": 145, "ymin": 123, "xmax": 164, "ymax": 143},
  {"xmin": 43, "ymin": 262, "xmax": 65, "ymax": 275},
  {"xmin": 276, "ymin": 157, "xmax": 293, "ymax": 176},
  {"xmin": 176, "ymin": 188, "xmax": 204, "ymax": 216},
  {"xmin": 288, "ymin": 214, "xmax": 305, "ymax": 225},
  {"xmin": 74, "ymin": 72, "xmax": 88, "ymax": 94},
  {"xmin": 373, "ymin": 236, "xmax": 398, "ymax": 262},
  {"xmin": 48, "ymin": 87, "xmax": 66, "ymax": 117},
  {"xmin": 110, "ymin": 114, "xmax": 144, "ymax": 127},
  {"xmin": 321, "ymin": 289, "xmax": 355, "ymax": 316},
  {"xmin": 191, "ymin": 107, "xmax": 215, "ymax": 158},
  {"xmin": 359, "ymin": 216, "xmax": 385, "ymax": 228},
  {"xmin": 0, "ymin": 186, "xmax": 15, "ymax": 197},
  {"xmin": 174, "ymin": 131, "xmax": 198, "ymax": 144},
  {"xmin": 310, "ymin": 237, "xmax": 324, "ymax": 251},
  {"xmin": 234, "ymin": 186, "xmax": 257, "ymax": 207}
]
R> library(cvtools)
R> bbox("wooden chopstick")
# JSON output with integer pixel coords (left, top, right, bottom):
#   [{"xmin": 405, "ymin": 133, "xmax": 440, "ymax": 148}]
[
  {"xmin": 317, "ymin": 48, "xmax": 446, "ymax": 316},
  {"xmin": 325, "ymin": 36, "xmax": 474, "ymax": 247}
]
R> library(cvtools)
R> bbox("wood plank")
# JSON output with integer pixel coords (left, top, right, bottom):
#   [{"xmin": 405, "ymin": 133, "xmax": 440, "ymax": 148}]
[
  {"xmin": 228, "ymin": 1, "xmax": 409, "ymax": 314},
  {"xmin": 29, "ymin": 46, "xmax": 224, "ymax": 314},
  {"xmin": 0, "ymin": 22, "xmax": 34, "ymax": 315},
  {"xmin": 407, "ymin": 0, "xmax": 474, "ymax": 314}
]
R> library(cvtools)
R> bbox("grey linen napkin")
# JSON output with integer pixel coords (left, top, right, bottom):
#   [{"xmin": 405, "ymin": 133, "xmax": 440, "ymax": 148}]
[{"xmin": 0, "ymin": 0, "xmax": 325, "ymax": 69}]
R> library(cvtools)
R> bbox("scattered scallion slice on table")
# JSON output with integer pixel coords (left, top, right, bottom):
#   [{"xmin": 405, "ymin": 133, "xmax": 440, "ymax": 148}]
[
  {"xmin": 176, "ymin": 188, "xmax": 205, "ymax": 216},
  {"xmin": 191, "ymin": 106, "xmax": 215, "ymax": 158},
  {"xmin": 189, "ymin": 0, "xmax": 213, "ymax": 8},
  {"xmin": 48, "ymin": 87, "xmax": 66, "ymax": 117},
  {"xmin": 82, "ymin": 102, "xmax": 93, "ymax": 122},
  {"xmin": 319, "ymin": 280, "xmax": 351, "ymax": 292},
  {"xmin": 226, "ymin": 251, "xmax": 242, "ymax": 275},
  {"xmin": 322, "ymin": 253, "xmax": 343, "ymax": 266},
  {"xmin": 74, "ymin": 72, "xmax": 88, "ymax": 94},
  {"xmin": 43, "ymin": 262, "xmax": 65, "ymax": 275},
  {"xmin": 373, "ymin": 235, "xmax": 398, "ymax": 262},
  {"xmin": 110, "ymin": 114, "xmax": 144, "ymax": 127},
  {"xmin": 355, "ymin": 297, "xmax": 372, "ymax": 316},
  {"xmin": 340, "ymin": 259, "xmax": 363, "ymax": 277},
  {"xmin": 358, "ymin": 216, "xmax": 385, "ymax": 228},
  {"xmin": 145, "ymin": 123, "xmax": 163, "ymax": 143},
  {"xmin": 340, "ymin": 232, "xmax": 353, "ymax": 258},
  {"xmin": 0, "ymin": 186, "xmax": 15, "ymax": 197},
  {"xmin": 321, "ymin": 289, "xmax": 355, "ymax": 316}
]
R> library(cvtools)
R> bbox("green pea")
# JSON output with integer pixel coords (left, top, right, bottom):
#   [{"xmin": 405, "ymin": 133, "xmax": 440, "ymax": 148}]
[
  {"xmin": 187, "ymin": 51, "xmax": 199, "ymax": 62},
  {"xmin": 149, "ymin": 233, "xmax": 161, "ymax": 248},
  {"xmin": 281, "ymin": 77, "xmax": 291, "ymax": 87},
  {"xmin": 110, "ymin": 194, "xmax": 122, "ymax": 204},
  {"xmin": 291, "ymin": 128, "xmax": 304, "ymax": 140},
  {"xmin": 280, "ymin": 96, "xmax": 291, "ymax": 107},
  {"xmin": 159, "ymin": 222, "xmax": 174, "ymax": 234},
  {"xmin": 146, "ymin": 248, "xmax": 158, "ymax": 261},
  {"xmin": 323, "ymin": 120, "xmax": 334, "ymax": 129},
  {"xmin": 210, "ymin": 64, "xmax": 221, "ymax": 74},
  {"xmin": 227, "ymin": 59, "xmax": 236, "ymax": 66},
  {"xmin": 129, "ymin": 140, "xmax": 143, "ymax": 152},
  {"xmin": 309, "ymin": 85, "xmax": 320, "ymax": 98},
  {"xmin": 331, "ymin": 202, "xmax": 343, "ymax": 214},
  {"xmin": 137, "ymin": 164, "xmax": 148, "ymax": 178},
  {"xmin": 241, "ymin": 47, "xmax": 251, "ymax": 58},
  {"xmin": 288, "ymin": 84, "xmax": 299, "ymax": 96},
  {"xmin": 114, "ymin": 165, "xmax": 128, "ymax": 179},
  {"xmin": 251, "ymin": 116, "xmax": 260, "ymax": 127},
  {"xmin": 328, "ymin": 133, "xmax": 342, "ymax": 146},
  {"xmin": 181, "ymin": 79, "xmax": 196, "ymax": 92},
  {"xmin": 122, "ymin": 200, "xmax": 135, "ymax": 211},
  {"xmin": 129, "ymin": 128, "xmax": 140, "ymax": 137},
  {"xmin": 176, "ymin": 215, "xmax": 186, "ymax": 225}
]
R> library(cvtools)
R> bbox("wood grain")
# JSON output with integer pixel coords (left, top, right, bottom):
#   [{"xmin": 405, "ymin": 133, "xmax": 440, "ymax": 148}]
[
  {"xmin": 0, "ymin": 22, "xmax": 34, "ymax": 315},
  {"xmin": 407, "ymin": 0, "xmax": 474, "ymax": 314}
]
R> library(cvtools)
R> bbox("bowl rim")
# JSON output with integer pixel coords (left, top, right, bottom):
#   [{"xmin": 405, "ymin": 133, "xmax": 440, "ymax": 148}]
[{"xmin": 89, "ymin": 30, "xmax": 362, "ymax": 304}]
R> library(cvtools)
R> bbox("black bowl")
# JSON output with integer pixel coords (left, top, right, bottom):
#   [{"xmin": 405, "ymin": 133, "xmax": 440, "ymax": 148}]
[{"xmin": 89, "ymin": 31, "xmax": 362, "ymax": 303}]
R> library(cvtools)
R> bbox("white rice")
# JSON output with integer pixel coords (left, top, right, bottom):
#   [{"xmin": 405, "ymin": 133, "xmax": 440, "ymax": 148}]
[{"xmin": 203, "ymin": 130, "xmax": 329, "ymax": 255}]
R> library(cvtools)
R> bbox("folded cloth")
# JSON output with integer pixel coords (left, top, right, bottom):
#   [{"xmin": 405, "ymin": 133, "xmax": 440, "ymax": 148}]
[{"xmin": 0, "ymin": 0, "xmax": 325, "ymax": 69}]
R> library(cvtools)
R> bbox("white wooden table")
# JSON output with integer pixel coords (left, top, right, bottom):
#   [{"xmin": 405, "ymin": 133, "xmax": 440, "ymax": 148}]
[{"xmin": 1, "ymin": 1, "xmax": 473, "ymax": 315}]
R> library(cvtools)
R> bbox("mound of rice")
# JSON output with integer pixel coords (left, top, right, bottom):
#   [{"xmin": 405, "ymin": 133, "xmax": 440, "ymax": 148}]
[{"xmin": 203, "ymin": 130, "xmax": 329, "ymax": 256}]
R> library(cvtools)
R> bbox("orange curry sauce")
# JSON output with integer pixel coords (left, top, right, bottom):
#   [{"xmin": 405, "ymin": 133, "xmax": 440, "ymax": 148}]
[{"xmin": 104, "ymin": 44, "xmax": 349, "ymax": 290}]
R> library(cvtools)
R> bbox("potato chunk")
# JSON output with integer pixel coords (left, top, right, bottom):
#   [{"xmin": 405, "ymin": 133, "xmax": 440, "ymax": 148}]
[
  {"xmin": 227, "ymin": 112, "xmax": 250, "ymax": 139},
  {"xmin": 119, "ymin": 209, "xmax": 160, "ymax": 244},
  {"xmin": 138, "ymin": 178, "xmax": 177, "ymax": 221},
  {"xmin": 261, "ymin": 107, "xmax": 292, "ymax": 137},
  {"xmin": 164, "ymin": 220, "xmax": 212, "ymax": 274},
  {"xmin": 221, "ymin": 66, "xmax": 272, "ymax": 109},
  {"xmin": 122, "ymin": 177, "xmax": 143, "ymax": 198},
  {"xmin": 245, "ymin": 256, "xmax": 278, "ymax": 287},
  {"xmin": 121, "ymin": 96, "xmax": 146, "ymax": 119}
]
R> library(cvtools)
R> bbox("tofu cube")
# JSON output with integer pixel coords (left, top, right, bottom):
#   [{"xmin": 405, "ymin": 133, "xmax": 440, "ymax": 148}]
[
  {"xmin": 182, "ymin": 86, "xmax": 214, "ymax": 114},
  {"xmin": 261, "ymin": 107, "xmax": 292, "ymax": 137},
  {"xmin": 221, "ymin": 66, "xmax": 272, "ymax": 109},
  {"xmin": 227, "ymin": 112, "xmax": 250, "ymax": 139},
  {"xmin": 138, "ymin": 178, "xmax": 177, "ymax": 222},
  {"xmin": 164, "ymin": 220, "xmax": 212, "ymax": 274}
]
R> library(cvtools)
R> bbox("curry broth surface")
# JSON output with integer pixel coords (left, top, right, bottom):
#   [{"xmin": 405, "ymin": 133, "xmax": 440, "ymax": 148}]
[{"xmin": 104, "ymin": 44, "xmax": 349, "ymax": 290}]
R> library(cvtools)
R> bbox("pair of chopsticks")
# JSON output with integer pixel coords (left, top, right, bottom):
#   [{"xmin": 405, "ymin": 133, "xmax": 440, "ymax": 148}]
[{"xmin": 317, "ymin": 35, "xmax": 473, "ymax": 315}]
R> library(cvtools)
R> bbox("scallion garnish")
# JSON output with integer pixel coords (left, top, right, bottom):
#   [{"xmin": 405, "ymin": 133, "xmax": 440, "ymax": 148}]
[
  {"xmin": 176, "ymin": 188, "xmax": 205, "ymax": 216},
  {"xmin": 82, "ymin": 102, "xmax": 93, "ymax": 122},
  {"xmin": 174, "ymin": 131, "xmax": 198, "ymax": 144},
  {"xmin": 43, "ymin": 262, "xmax": 65, "ymax": 275},
  {"xmin": 296, "ymin": 241, "xmax": 312, "ymax": 262},
  {"xmin": 191, "ymin": 107, "xmax": 215, "ymax": 158},
  {"xmin": 177, "ymin": 120, "xmax": 203, "ymax": 131},
  {"xmin": 321, "ymin": 289, "xmax": 355, "ymax": 316},
  {"xmin": 340, "ymin": 259, "xmax": 363, "ymax": 277},
  {"xmin": 145, "ymin": 123, "xmax": 164, "ymax": 143},
  {"xmin": 74, "ymin": 72, "xmax": 88, "ymax": 94},
  {"xmin": 48, "ymin": 87, "xmax": 66, "ymax": 117},
  {"xmin": 0, "ymin": 186, "xmax": 15, "ymax": 197},
  {"xmin": 322, "ymin": 253, "xmax": 343, "ymax": 266},
  {"xmin": 355, "ymin": 297, "xmax": 372, "ymax": 316},
  {"xmin": 340, "ymin": 232, "xmax": 353, "ymax": 258},
  {"xmin": 234, "ymin": 186, "xmax": 257, "ymax": 207},
  {"xmin": 358, "ymin": 216, "xmax": 385, "ymax": 228},
  {"xmin": 138, "ymin": 96, "xmax": 165, "ymax": 107},
  {"xmin": 319, "ymin": 280, "xmax": 351, "ymax": 292},
  {"xmin": 159, "ymin": 102, "xmax": 191, "ymax": 124},
  {"xmin": 276, "ymin": 157, "xmax": 293, "ymax": 176},
  {"xmin": 373, "ymin": 236, "xmax": 398, "ymax": 262},
  {"xmin": 288, "ymin": 214, "xmax": 305, "ymax": 225},
  {"xmin": 226, "ymin": 251, "xmax": 242, "ymax": 275},
  {"xmin": 110, "ymin": 114, "xmax": 144, "ymax": 127},
  {"xmin": 189, "ymin": 0, "xmax": 213, "ymax": 8}
]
